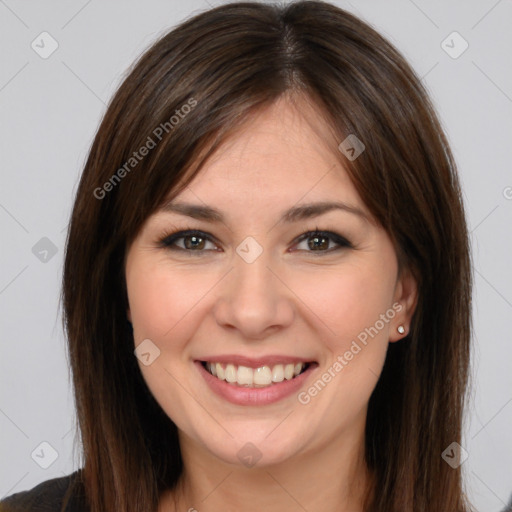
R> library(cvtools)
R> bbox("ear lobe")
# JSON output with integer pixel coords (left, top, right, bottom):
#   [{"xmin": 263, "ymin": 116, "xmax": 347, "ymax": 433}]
[{"xmin": 389, "ymin": 267, "xmax": 418, "ymax": 343}]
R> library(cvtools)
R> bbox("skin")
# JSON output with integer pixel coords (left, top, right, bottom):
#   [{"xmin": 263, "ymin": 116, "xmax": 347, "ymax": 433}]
[{"xmin": 125, "ymin": 96, "xmax": 417, "ymax": 512}]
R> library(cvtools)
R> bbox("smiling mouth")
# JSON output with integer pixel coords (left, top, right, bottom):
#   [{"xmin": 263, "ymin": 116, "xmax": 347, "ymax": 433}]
[{"xmin": 200, "ymin": 361, "xmax": 313, "ymax": 388}]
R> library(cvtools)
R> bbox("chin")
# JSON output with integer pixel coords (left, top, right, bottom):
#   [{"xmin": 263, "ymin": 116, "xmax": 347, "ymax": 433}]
[{"xmin": 201, "ymin": 427, "xmax": 307, "ymax": 469}]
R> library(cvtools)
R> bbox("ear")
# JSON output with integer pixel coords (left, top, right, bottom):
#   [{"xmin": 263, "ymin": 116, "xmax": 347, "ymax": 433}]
[{"xmin": 389, "ymin": 267, "xmax": 418, "ymax": 342}]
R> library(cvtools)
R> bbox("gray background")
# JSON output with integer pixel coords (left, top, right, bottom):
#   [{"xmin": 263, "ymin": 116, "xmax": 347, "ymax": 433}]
[{"xmin": 1, "ymin": 1, "xmax": 511, "ymax": 510}]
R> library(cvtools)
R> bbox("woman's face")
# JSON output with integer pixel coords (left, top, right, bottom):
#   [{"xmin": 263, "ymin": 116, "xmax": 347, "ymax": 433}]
[{"xmin": 125, "ymin": 98, "xmax": 416, "ymax": 468}]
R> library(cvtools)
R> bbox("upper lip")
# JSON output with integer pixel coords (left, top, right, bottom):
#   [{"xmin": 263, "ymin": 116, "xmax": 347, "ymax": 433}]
[{"xmin": 196, "ymin": 354, "xmax": 316, "ymax": 369}]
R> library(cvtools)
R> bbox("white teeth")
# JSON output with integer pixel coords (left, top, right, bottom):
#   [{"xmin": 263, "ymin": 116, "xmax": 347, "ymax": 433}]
[
  {"xmin": 272, "ymin": 364, "xmax": 284, "ymax": 382},
  {"xmin": 237, "ymin": 365, "xmax": 253, "ymax": 385},
  {"xmin": 253, "ymin": 366, "xmax": 272, "ymax": 386},
  {"xmin": 225, "ymin": 364, "xmax": 237, "ymax": 383},
  {"xmin": 215, "ymin": 363, "xmax": 225, "ymax": 380},
  {"xmin": 284, "ymin": 364, "xmax": 295, "ymax": 380},
  {"xmin": 204, "ymin": 362, "xmax": 307, "ymax": 388}
]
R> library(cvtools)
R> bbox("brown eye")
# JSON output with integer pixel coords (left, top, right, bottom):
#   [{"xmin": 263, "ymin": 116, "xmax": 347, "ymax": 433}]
[
  {"xmin": 160, "ymin": 230, "xmax": 218, "ymax": 252},
  {"xmin": 294, "ymin": 230, "xmax": 352, "ymax": 253},
  {"xmin": 307, "ymin": 234, "xmax": 330, "ymax": 251},
  {"xmin": 183, "ymin": 235, "xmax": 206, "ymax": 250}
]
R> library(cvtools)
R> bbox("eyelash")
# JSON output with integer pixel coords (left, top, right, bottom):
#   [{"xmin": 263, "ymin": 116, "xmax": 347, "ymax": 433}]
[{"xmin": 157, "ymin": 226, "xmax": 353, "ymax": 255}]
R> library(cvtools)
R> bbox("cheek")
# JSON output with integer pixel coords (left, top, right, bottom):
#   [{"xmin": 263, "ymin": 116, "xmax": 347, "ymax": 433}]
[
  {"xmin": 126, "ymin": 258, "xmax": 219, "ymax": 343},
  {"xmin": 126, "ymin": 258, "xmax": 214, "ymax": 428},
  {"xmin": 127, "ymin": 268, "xmax": 175, "ymax": 340},
  {"xmin": 295, "ymin": 261, "xmax": 396, "ymax": 347},
  {"xmin": 293, "ymin": 263, "xmax": 397, "ymax": 424}
]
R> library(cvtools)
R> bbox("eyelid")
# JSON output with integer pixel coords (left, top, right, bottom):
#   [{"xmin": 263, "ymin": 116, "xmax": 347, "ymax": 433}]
[
  {"xmin": 158, "ymin": 229, "xmax": 220, "ymax": 251},
  {"xmin": 291, "ymin": 229, "xmax": 353, "ymax": 252},
  {"xmin": 157, "ymin": 227, "xmax": 353, "ymax": 253}
]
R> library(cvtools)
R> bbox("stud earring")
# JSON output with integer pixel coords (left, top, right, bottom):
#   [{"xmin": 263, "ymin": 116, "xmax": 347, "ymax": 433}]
[{"xmin": 397, "ymin": 325, "xmax": 405, "ymax": 334}]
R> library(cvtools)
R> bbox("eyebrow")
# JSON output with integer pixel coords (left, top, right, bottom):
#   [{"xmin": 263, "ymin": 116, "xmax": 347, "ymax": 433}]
[{"xmin": 158, "ymin": 200, "xmax": 370, "ymax": 224}]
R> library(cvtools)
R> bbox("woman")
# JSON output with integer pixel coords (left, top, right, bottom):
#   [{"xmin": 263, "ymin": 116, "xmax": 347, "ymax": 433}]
[{"xmin": 0, "ymin": 1, "xmax": 474, "ymax": 510}]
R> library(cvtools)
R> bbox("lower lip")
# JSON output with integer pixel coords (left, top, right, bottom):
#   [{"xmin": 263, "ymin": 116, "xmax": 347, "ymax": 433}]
[{"xmin": 195, "ymin": 361, "xmax": 317, "ymax": 406}]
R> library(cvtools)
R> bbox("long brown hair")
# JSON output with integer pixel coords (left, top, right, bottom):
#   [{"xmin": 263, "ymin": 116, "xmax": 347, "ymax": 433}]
[{"xmin": 62, "ymin": 1, "xmax": 474, "ymax": 510}]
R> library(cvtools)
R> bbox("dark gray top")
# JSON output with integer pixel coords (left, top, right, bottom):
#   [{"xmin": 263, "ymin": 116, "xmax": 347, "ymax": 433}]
[{"xmin": 0, "ymin": 470, "xmax": 88, "ymax": 512}]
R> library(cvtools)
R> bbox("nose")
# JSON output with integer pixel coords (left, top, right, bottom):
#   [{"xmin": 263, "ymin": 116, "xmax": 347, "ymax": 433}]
[{"xmin": 212, "ymin": 248, "xmax": 295, "ymax": 340}]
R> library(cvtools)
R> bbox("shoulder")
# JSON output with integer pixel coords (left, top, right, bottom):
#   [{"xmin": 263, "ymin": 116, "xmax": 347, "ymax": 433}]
[{"xmin": 0, "ymin": 470, "xmax": 88, "ymax": 512}]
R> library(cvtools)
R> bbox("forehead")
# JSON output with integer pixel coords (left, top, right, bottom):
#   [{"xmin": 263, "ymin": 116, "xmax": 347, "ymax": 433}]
[{"xmin": 172, "ymin": 99, "xmax": 365, "ymax": 213}]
